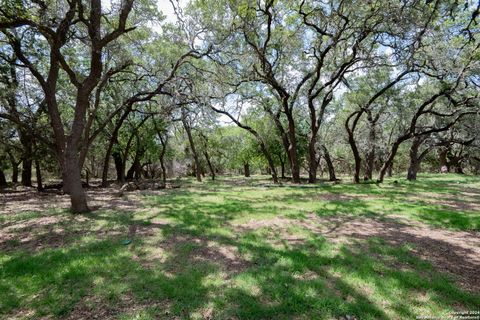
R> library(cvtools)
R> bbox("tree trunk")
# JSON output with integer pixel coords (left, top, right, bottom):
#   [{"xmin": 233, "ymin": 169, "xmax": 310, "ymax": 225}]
[
  {"xmin": 100, "ymin": 108, "xmax": 135, "ymax": 187},
  {"xmin": 126, "ymin": 153, "xmax": 142, "ymax": 181},
  {"xmin": 378, "ymin": 140, "xmax": 404, "ymax": 183},
  {"xmin": 7, "ymin": 151, "xmax": 19, "ymax": 183},
  {"xmin": 12, "ymin": 165, "xmax": 19, "ymax": 183},
  {"xmin": 265, "ymin": 106, "xmax": 292, "ymax": 179},
  {"xmin": 454, "ymin": 165, "xmax": 464, "ymax": 174},
  {"xmin": 387, "ymin": 162, "xmax": 393, "ymax": 178},
  {"xmin": 19, "ymin": 134, "xmax": 34, "ymax": 186},
  {"xmin": 407, "ymin": 162, "xmax": 419, "ymax": 181},
  {"xmin": 160, "ymin": 156, "xmax": 167, "ymax": 185},
  {"xmin": 204, "ymin": 150, "xmax": 215, "ymax": 181},
  {"xmin": 35, "ymin": 159, "xmax": 44, "ymax": 191},
  {"xmin": 279, "ymin": 155, "xmax": 286, "ymax": 179},
  {"xmin": 407, "ymin": 155, "xmax": 419, "ymax": 181},
  {"xmin": 112, "ymin": 150, "xmax": 125, "ymax": 183},
  {"xmin": 286, "ymin": 113, "xmax": 301, "ymax": 183},
  {"xmin": 406, "ymin": 136, "xmax": 427, "ymax": 181},
  {"xmin": 182, "ymin": 111, "xmax": 202, "ymax": 182},
  {"xmin": 159, "ymin": 135, "xmax": 168, "ymax": 185},
  {"xmin": 346, "ymin": 110, "xmax": 364, "ymax": 184},
  {"xmin": 307, "ymin": 138, "xmax": 317, "ymax": 183},
  {"xmin": 450, "ymin": 156, "xmax": 464, "ymax": 174},
  {"xmin": 208, "ymin": 105, "xmax": 277, "ymax": 183},
  {"xmin": 244, "ymin": 162, "xmax": 250, "ymax": 177},
  {"xmin": 64, "ymin": 149, "xmax": 89, "ymax": 213},
  {"xmin": 322, "ymin": 145, "xmax": 337, "ymax": 181},
  {"xmin": 21, "ymin": 158, "xmax": 32, "ymax": 187},
  {"xmin": 0, "ymin": 169, "xmax": 7, "ymax": 187},
  {"xmin": 258, "ymin": 141, "xmax": 278, "ymax": 183},
  {"xmin": 364, "ymin": 121, "xmax": 376, "ymax": 181},
  {"xmin": 101, "ymin": 139, "xmax": 116, "ymax": 187},
  {"xmin": 438, "ymin": 148, "xmax": 449, "ymax": 173}
]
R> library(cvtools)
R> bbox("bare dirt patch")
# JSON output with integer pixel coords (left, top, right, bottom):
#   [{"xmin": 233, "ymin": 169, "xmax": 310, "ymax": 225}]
[
  {"xmin": 410, "ymin": 192, "xmax": 480, "ymax": 212},
  {"xmin": 0, "ymin": 188, "xmax": 153, "ymax": 252},
  {"xmin": 160, "ymin": 235, "xmax": 252, "ymax": 275},
  {"xmin": 234, "ymin": 213, "xmax": 480, "ymax": 292},
  {"xmin": 320, "ymin": 216, "xmax": 480, "ymax": 292}
]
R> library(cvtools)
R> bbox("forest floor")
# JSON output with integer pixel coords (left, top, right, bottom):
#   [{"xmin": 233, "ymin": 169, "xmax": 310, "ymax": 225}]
[{"xmin": 1, "ymin": 174, "xmax": 480, "ymax": 319}]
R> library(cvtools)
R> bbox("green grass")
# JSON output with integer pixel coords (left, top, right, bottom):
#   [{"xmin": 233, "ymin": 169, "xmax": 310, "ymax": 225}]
[{"xmin": 1, "ymin": 173, "xmax": 479, "ymax": 319}]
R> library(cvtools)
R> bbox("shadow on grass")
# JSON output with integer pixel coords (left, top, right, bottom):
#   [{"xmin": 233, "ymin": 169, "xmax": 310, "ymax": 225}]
[{"xmin": 2, "ymin": 174, "xmax": 480, "ymax": 319}]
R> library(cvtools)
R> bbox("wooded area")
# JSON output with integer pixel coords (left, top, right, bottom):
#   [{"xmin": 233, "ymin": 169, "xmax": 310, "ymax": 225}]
[
  {"xmin": 1, "ymin": 0, "xmax": 480, "ymax": 319},
  {"xmin": 1, "ymin": 0, "xmax": 479, "ymax": 212}
]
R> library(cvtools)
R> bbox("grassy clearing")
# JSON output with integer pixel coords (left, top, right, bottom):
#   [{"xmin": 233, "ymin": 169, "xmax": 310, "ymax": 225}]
[{"xmin": 1, "ymin": 174, "xmax": 479, "ymax": 319}]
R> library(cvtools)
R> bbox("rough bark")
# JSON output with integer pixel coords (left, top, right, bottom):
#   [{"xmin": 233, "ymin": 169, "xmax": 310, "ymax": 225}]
[{"xmin": 63, "ymin": 148, "xmax": 88, "ymax": 213}]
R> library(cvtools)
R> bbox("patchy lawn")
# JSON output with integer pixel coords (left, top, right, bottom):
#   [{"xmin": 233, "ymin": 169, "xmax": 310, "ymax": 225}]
[{"xmin": 1, "ymin": 174, "xmax": 479, "ymax": 319}]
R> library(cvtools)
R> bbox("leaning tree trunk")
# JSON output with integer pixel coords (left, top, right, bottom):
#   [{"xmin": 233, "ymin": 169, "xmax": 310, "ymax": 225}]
[
  {"xmin": 182, "ymin": 113, "xmax": 202, "ymax": 182},
  {"xmin": 322, "ymin": 145, "xmax": 337, "ymax": 182},
  {"xmin": 204, "ymin": 150, "xmax": 215, "ymax": 181},
  {"xmin": 378, "ymin": 138, "xmax": 407, "ymax": 183}
]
